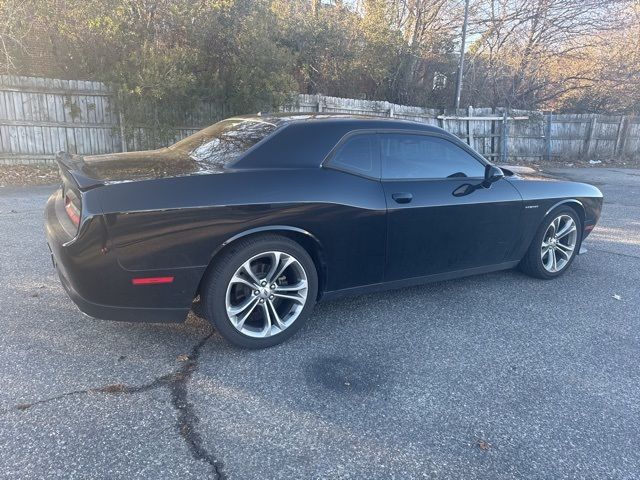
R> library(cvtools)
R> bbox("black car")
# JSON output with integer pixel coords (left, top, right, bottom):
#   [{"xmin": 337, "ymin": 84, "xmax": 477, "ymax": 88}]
[{"xmin": 45, "ymin": 114, "xmax": 603, "ymax": 348}]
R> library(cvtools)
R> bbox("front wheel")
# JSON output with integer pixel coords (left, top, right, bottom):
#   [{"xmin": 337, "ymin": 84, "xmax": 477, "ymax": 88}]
[
  {"xmin": 200, "ymin": 235, "xmax": 318, "ymax": 348},
  {"xmin": 520, "ymin": 206, "xmax": 582, "ymax": 279}
]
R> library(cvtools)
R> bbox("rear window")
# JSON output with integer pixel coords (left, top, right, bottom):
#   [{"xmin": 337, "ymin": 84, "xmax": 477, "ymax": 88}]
[{"xmin": 168, "ymin": 119, "xmax": 278, "ymax": 168}]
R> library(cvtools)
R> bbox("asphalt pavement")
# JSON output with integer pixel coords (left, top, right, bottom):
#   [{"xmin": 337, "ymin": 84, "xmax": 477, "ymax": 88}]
[{"xmin": 0, "ymin": 168, "xmax": 639, "ymax": 479}]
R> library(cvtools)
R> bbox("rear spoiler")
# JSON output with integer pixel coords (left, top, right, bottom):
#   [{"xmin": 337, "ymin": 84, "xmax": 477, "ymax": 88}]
[{"xmin": 55, "ymin": 152, "xmax": 103, "ymax": 190}]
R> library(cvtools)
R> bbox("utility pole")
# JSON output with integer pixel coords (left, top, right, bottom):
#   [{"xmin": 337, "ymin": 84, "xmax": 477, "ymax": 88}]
[{"xmin": 453, "ymin": 0, "xmax": 470, "ymax": 110}]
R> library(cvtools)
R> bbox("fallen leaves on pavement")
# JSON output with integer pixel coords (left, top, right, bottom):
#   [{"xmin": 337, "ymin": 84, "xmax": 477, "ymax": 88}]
[{"xmin": 0, "ymin": 165, "xmax": 59, "ymax": 186}]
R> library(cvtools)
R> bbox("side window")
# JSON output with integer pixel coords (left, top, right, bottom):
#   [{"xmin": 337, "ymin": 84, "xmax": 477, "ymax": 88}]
[
  {"xmin": 328, "ymin": 134, "xmax": 379, "ymax": 178},
  {"xmin": 380, "ymin": 134, "xmax": 485, "ymax": 180}
]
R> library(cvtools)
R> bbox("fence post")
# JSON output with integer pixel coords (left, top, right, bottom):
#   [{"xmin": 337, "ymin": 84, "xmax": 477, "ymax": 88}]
[
  {"xmin": 585, "ymin": 115, "xmax": 598, "ymax": 159},
  {"xmin": 501, "ymin": 111, "xmax": 509, "ymax": 163},
  {"xmin": 388, "ymin": 102, "xmax": 394, "ymax": 118},
  {"xmin": 615, "ymin": 115, "xmax": 627, "ymax": 157},
  {"xmin": 317, "ymin": 94, "xmax": 324, "ymax": 113},
  {"xmin": 545, "ymin": 111, "xmax": 553, "ymax": 162},
  {"xmin": 467, "ymin": 106, "xmax": 474, "ymax": 148},
  {"xmin": 117, "ymin": 92, "xmax": 127, "ymax": 153},
  {"xmin": 619, "ymin": 116, "xmax": 632, "ymax": 157}
]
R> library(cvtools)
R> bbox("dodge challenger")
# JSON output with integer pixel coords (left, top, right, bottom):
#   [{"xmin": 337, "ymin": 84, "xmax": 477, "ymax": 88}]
[{"xmin": 45, "ymin": 114, "xmax": 603, "ymax": 348}]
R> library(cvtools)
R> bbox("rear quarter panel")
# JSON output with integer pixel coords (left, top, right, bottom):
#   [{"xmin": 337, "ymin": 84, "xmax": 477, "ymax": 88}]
[{"xmin": 95, "ymin": 168, "xmax": 387, "ymax": 295}]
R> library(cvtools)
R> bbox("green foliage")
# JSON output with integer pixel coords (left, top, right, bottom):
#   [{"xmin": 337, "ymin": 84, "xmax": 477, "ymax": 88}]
[
  {"xmin": 36, "ymin": 0, "xmax": 298, "ymax": 142},
  {"xmin": 63, "ymin": 96, "xmax": 82, "ymax": 120}
]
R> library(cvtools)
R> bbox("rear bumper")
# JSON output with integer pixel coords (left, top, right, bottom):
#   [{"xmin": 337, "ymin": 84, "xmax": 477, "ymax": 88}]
[
  {"xmin": 45, "ymin": 189, "xmax": 190, "ymax": 323},
  {"xmin": 52, "ymin": 256, "xmax": 189, "ymax": 322}
]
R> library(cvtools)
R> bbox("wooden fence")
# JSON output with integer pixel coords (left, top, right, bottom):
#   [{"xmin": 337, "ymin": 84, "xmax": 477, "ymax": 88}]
[
  {"xmin": 0, "ymin": 75, "xmax": 121, "ymax": 164},
  {"xmin": 286, "ymin": 95, "xmax": 640, "ymax": 163},
  {"xmin": 1, "ymin": 75, "xmax": 639, "ymax": 165},
  {"xmin": 0, "ymin": 75, "xmax": 208, "ymax": 164}
]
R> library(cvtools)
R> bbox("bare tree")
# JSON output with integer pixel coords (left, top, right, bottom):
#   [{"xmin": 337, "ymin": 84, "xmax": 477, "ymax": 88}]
[
  {"xmin": 0, "ymin": 0, "xmax": 37, "ymax": 73},
  {"xmin": 466, "ymin": 0, "xmax": 628, "ymax": 109}
]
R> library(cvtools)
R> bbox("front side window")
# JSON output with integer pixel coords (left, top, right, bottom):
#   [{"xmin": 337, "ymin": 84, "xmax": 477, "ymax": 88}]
[
  {"xmin": 329, "ymin": 134, "xmax": 379, "ymax": 178},
  {"xmin": 380, "ymin": 134, "xmax": 485, "ymax": 180}
]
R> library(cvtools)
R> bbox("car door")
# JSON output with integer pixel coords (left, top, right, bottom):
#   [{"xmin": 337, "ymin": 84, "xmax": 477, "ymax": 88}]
[
  {"xmin": 321, "ymin": 131, "xmax": 387, "ymax": 290},
  {"xmin": 380, "ymin": 132, "xmax": 524, "ymax": 282}
]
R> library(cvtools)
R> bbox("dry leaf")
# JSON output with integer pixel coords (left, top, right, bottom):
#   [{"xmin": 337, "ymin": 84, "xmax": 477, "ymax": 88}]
[{"xmin": 478, "ymin": 439, "xmax": 491, "ymax": 451}]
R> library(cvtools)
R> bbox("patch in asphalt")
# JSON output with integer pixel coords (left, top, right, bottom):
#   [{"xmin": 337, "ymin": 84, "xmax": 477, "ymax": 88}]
[{"xmin": 305, "ymin": 355, "xmax": 387, "ymax": 394}]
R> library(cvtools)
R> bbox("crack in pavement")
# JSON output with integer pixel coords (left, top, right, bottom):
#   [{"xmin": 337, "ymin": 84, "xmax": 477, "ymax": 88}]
[{"xmin": 6, "ymin": 333, "xmax": 224, "ymax": 479}]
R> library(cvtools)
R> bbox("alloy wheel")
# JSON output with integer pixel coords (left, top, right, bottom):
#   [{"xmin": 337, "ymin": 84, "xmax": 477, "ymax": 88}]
[
  {"xmin": 225, "ymin": 251, "xmax": 308, "ymax": 338},
  {"xmin": 541, "ymin": 214, "xmax": 578, "ymax": 273}
]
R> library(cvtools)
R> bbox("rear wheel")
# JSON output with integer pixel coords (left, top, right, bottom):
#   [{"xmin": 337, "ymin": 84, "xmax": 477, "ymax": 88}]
[
  {"xmin": 520, "ymin": 206, "xmax": 582, "ymax": 279},
  {"xmin": 200, "ymin": 235, "xmax": 318, "ymax": 348}
]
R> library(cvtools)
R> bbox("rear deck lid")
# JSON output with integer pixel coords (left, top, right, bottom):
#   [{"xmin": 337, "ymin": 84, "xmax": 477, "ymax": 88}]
[{"xmin": 67, "ymin": 149, "xmax": 202, "ymax": 186}]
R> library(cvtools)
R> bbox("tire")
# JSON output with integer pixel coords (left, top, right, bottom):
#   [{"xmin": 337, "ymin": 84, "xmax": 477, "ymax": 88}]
[
  {"xmin": 519, "ymin": 205, "xmax": 582, "ymax": 279},
  {"xmin": 200, "ymin": 234, "xmax": 318, "ymax": 348}
]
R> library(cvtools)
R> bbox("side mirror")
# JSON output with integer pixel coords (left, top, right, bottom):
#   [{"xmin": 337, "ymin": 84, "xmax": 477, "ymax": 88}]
[{"xmin": 483, "ymin": 165, "xmax": 504, "ymax": 188}]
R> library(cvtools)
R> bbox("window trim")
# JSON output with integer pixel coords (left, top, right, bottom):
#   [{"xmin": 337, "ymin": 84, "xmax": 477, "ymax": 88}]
[
  {"xmin": 378, "ymin": 130, "xmax": 488, "ymax": 182},
  {"xmin": 322, "ymin": 128, "xmax": 490, "ymax": 182}
]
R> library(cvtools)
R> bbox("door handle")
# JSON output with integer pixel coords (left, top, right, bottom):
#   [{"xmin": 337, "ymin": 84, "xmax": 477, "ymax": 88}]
[
  {"xmin": 452, "ymin": 184, "xmax": 474, "ymax": 197},
  {"xmin": 392, "ymin": 192, "xmax": 413, "ymax": 204}
]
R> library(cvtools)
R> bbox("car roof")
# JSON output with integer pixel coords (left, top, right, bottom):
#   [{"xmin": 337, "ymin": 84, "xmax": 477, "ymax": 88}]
[
  {"xmin": 233, "ymin": 112, "xmax": 465, "ymax": 170},
  {"xmin": 233, "ymin": 112, "xmax": 445, "ymax": 133}
]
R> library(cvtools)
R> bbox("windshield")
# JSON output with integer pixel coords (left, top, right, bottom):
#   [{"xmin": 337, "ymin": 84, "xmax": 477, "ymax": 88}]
[{"xmin": 168, "ymin": 118, "xmax": 279, "ymax": 168}]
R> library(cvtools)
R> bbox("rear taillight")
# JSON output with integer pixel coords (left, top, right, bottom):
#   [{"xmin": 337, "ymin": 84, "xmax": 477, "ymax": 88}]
[{"xmin": 64, "ymin": 194, "xmax": 81, "ymax": 227}]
